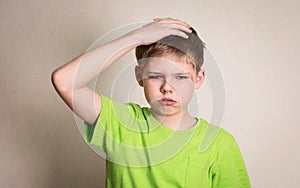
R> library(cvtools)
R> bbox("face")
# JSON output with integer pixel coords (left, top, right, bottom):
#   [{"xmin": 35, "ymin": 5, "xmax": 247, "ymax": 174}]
[{"xmin": 135, "ymin": 54, "xmax": 205, "ymax": 117}]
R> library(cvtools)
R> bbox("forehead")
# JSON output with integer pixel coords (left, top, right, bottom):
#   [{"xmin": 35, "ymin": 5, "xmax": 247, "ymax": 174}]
[{"xmin": 143, "ymin": 54, "xmax": 195, "ymax": 73}]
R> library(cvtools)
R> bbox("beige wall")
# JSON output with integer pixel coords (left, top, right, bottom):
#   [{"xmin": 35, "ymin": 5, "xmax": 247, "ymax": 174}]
[{"xmin": 1, "ymin": 0, "xmax": 299, "ymax": 187}]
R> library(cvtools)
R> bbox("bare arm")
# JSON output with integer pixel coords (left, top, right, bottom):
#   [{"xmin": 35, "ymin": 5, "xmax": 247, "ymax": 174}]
[{"xmin": 51, "ymin": 18, "xmax": 192, "ymax": 125}]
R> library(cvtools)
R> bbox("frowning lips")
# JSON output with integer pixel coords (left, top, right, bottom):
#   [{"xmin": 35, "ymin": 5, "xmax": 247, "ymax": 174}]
[{"xmin": 158, "ymin": 97, "xmax": 177, "ymax": 106}]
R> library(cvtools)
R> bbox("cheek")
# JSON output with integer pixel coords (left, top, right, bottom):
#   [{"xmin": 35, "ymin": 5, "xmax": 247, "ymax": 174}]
[
  {"xmin": 143, "ymin": 80, "xmax": 157, "ymax": 89},
  {"xmin": 173, "ymin": 79, "xmax": 194, "ymax": 90},
  {"xmin": 174, "ymin": 82, "xmax": 194, "ymax": 99},
  {"xmin": 143, "ymin": 80, "xmax": 158, "ymax": 96}
]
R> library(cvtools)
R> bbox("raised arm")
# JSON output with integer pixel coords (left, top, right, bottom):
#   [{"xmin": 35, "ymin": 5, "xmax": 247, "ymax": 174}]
[{"xmin": 51, "ymin": 18, "xmax": 192, "ymax": 125}]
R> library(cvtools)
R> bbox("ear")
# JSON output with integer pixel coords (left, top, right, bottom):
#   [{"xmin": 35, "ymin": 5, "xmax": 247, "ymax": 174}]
[
  {"xmin": 135, "ymin": 66, "xmax": 144, "ymax": 87},
  {"xmin": 194, "ymin": 68, "xmax": 205, "ymax": 89}
]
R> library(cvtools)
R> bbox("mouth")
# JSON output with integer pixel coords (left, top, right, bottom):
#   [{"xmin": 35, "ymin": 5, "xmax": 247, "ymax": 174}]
[{"xmin": 158, "ymin": 98, "xmax": 177, "ymax": 106}]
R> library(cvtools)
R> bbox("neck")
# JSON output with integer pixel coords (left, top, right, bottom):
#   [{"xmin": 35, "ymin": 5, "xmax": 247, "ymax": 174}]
[{"xmin": 150, "ymin": 109, "xmax": 197, "ymax": 131}]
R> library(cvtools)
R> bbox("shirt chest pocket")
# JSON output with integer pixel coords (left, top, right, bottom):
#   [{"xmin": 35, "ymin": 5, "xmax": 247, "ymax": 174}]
[{"xmin": 184, "ymin": 155, "xmax": 212, "ymax": 188}]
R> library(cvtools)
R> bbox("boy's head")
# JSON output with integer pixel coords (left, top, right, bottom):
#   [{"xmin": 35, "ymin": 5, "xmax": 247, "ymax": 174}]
[
  {"xmin": 134, "ymin": 27, "xmax": 206, "ymax": 117},
  {"xmin": 135, "ymin": 27, "xmax": 205, "ymax": 73}
]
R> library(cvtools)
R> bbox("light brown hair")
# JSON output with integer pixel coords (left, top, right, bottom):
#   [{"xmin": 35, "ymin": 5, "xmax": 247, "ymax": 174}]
[{"xmin": 135, "ymin": 27, "xmax": 205, "ymax": 73}]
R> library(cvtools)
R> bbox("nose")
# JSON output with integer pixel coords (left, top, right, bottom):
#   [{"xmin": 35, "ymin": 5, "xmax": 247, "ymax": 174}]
[{"xmin": 160, "ymin": 79, "xmax": 173, "ymax": 94}]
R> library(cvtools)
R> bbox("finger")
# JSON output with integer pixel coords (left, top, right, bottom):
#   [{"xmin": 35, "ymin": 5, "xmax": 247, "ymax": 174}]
[
  {"xmin": 165, "ymin": 23, "xmax": 192, "ymax": 33},
  {"xmin": 153, "ymin": 18, "xmax": 161, "ymax": 22},
  {"xmin": 156, "ymin": 17, "xmax": 191, "ymax": 28},
  {"xmin": 167, "ymin": 17, "xmax": 190, "ymax": 26},
  {"xmin": 169, "ymin": 29, "xmax": 189, "ymax": 39}
]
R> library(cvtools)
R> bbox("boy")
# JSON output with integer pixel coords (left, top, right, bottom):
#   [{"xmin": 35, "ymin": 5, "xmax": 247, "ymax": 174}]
[{"xmin": 52, "ymin": 18, "xmax": 251, "ymax": 187}]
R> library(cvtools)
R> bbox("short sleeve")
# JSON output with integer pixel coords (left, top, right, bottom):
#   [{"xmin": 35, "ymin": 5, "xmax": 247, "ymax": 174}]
[
  {"xmin": 212, "ymin": 135, "xmax": 251, "ymax": 188},
  {"xmin": 83, "ymin": 95, "xmax": 111, "ymax": 151},
  {"xmin": 83, "ymin": 95, "xmax": 145, "ymax": 154},
  {"xmin": 83, "ymin": 95, "xmax": 130, "ymax": 152}
]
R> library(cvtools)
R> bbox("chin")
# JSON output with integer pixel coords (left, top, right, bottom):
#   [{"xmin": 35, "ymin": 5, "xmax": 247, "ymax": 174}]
[{"xmin": 154, "ymin": 107, "xmax": 182, "ymax": 116}]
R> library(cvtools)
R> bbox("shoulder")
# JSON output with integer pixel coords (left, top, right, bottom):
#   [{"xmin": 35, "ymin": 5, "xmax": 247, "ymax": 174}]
[
  {"xmin": 198, "ymin": 119, "xmax": 237, "ymax": 152},
  {"xmin": 100, "ymin": 95, "xmax": 149, "ymax": 121},
  {"xmin": 100, "ymin": 95, "xmax": 142, "ymax": 112}
]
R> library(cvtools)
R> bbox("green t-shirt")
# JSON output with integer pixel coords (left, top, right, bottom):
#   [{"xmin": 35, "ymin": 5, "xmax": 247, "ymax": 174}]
[{"xmin": 84, "ymin": 96, "xmax": 251, "ymax": 187}]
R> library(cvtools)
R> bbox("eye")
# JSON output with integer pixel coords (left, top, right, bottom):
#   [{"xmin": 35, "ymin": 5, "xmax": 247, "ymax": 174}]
[
  {"xmin": 148, "ymin": 75, "xmax": 164, "ymax": 79},
  {"xmin": 175, "ymin": 75, "xmax": 189, "ymax": 80}
]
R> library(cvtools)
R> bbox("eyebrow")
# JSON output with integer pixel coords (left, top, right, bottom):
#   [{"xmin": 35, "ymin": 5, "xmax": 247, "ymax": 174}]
[
  {"xmin": 145, "ymin": 72, "xmax": 191, "ymax": 75},
  {"xmin": 174, "ymin": 72, "xmax": 192, "ymax": 75},
  {"xmin": 146, "ymin": 72, "xmax": 162, "ymax": 74}
]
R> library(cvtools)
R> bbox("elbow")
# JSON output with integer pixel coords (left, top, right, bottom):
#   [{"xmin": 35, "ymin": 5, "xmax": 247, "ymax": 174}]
[
  {"xmin": 51, "ymin": 69, "xmax": 71, "ymax": 93},
  {"xmin": 51, "ymin": 69, "xmax": 61, "ymax": 90}
]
